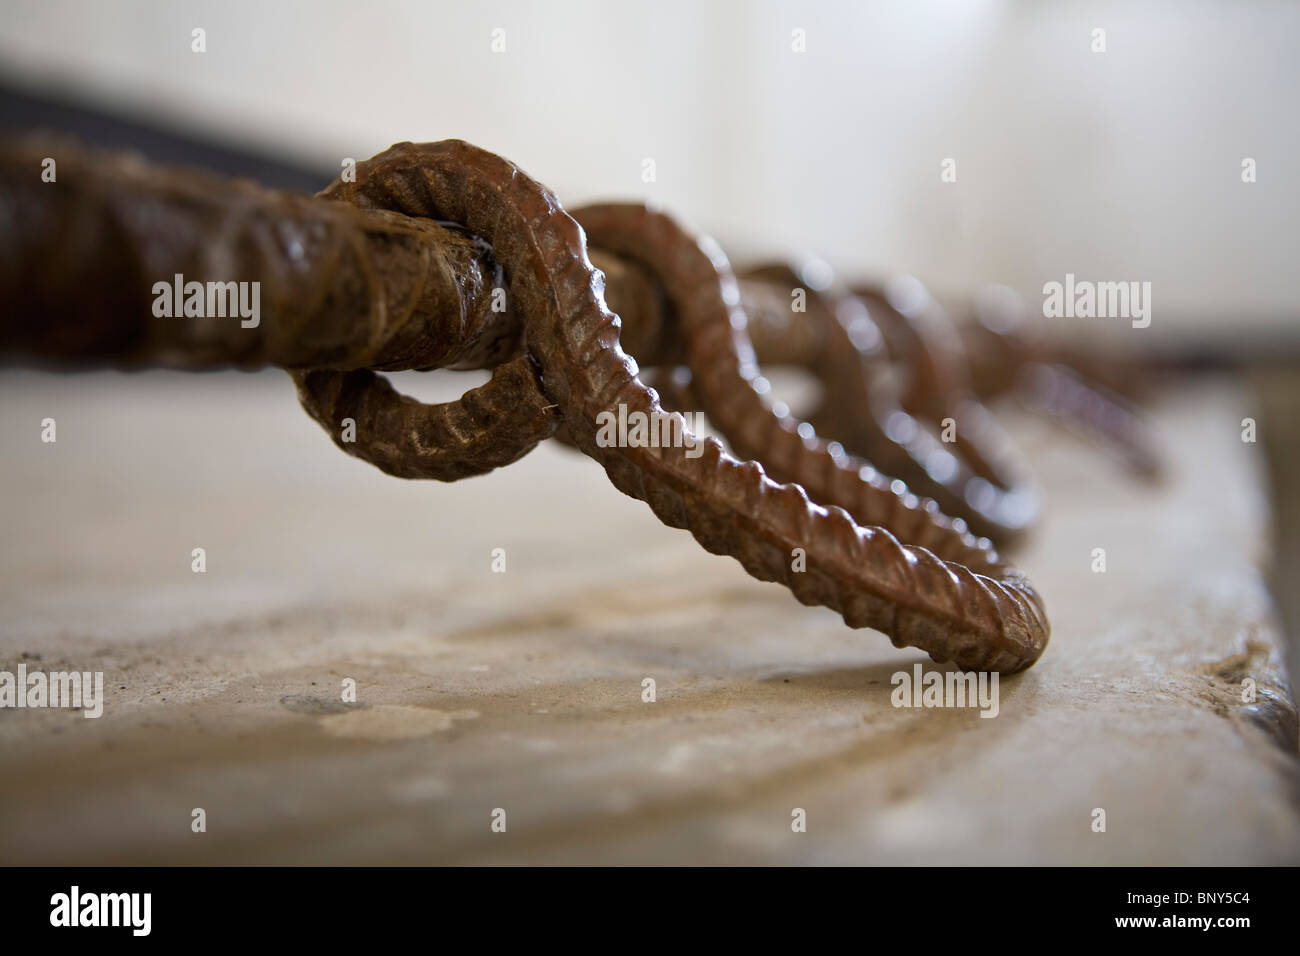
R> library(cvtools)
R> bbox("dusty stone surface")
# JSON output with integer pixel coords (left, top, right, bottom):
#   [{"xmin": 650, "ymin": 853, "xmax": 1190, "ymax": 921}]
[{"xmin": 0, "ymin": 368, "xmax": 1296, "ymax": 864}]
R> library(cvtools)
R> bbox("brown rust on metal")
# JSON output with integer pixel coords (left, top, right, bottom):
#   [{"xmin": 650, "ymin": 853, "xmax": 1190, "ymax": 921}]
[
  {"xmin": 0, "ymin": 135, "xmax": 520, "ymax": 372},
  {"xmin": 1, "ymin": 136, "xmax": 1055, "ymax": 671},
  {"xmin": 337, "ymin": 156, "xmax": 1049, "ymax": 673}
]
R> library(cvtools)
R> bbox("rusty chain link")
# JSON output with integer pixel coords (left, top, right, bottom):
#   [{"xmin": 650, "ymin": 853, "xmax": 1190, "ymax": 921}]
[{"xmin": 0, "ymin": 135, "xmax": 1160, "ymax": 673}]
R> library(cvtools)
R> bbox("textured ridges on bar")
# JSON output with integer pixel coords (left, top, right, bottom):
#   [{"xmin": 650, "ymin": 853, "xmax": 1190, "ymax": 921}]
[
  {"xmin": 0, "ymin": 137, "xmax": 513, "ymax": 372},
  {"xmin": 574, "ymin": 204, "xmax": 999, "ymax": 572},
  {"xmin": 740, "ymin": 263, "xmax": 1030, "ymax": 543},
  {"xmin": 817, "ymin": 281, "xmax": 1040, "ymax": 542},
  {"xmin": 298, "ymin": 141, "xmax": 1050, "ymax": 672},
  {"xmin": 291, "ymin": 356, "xmax": 557, "ymax": 481},
  {"xmin": 291, "ymin": 145, "xmax": 556, "ymax": 480},
  {"xmin": 0, "ymin": 137, "xmax": 1063, "ymax": 668},
  {"xmin": 552, "ymin": 194, "xmax": 1045, "ymax": 670}
]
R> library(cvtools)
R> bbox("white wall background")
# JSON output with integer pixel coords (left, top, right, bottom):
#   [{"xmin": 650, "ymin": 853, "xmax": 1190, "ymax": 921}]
[{"xmin": 1, "ymin": 0, "xmax": 1297, "ymax": 339}]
